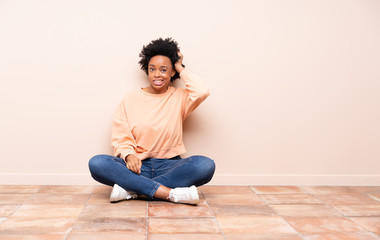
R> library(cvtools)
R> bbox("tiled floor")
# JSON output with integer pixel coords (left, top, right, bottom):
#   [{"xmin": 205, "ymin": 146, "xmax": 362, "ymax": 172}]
[{"xmin": 0, "ymin": 185, "xmax": 380, "ymax": 240}]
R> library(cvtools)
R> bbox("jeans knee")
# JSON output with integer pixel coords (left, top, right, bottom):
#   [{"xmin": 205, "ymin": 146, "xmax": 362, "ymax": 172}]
[
  {"xmin": 88, "ymin": 154, "xmax": 108, "ymax": 173},
  {"xmin": 192, "ymin": 155, "xmax": 216, "ymax": 176},
  {"xmin": 188, "ymin": 155, "xmax": 215, "ymax": 186},
  {"xmin": 206, "ymin": 158, "xmax": 216, "ymax": 176}
]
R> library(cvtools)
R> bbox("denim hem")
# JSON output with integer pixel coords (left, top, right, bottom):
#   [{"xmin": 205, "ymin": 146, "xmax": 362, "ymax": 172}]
[{"xmin": 148, "ymin": 183, "xmax": 161, "ymax": 199}]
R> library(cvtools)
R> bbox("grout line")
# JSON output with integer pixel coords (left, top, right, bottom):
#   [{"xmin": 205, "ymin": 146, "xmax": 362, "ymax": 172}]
[
  {"xmin": 8, "ymin": 204, "xmax": 23, "ymax": 218},
  {"xmin": 304, "ymin": 194, "xmax": 348, "ymax": 218},
  {"xmin": 0, "ymin": 218, "xmax": 6, "ymax": 224},
  {"xmin": 19, "ymin": 185, "xmax": 42, "ymax": 205},
  {"xmin": 368, "ymin": 194, "xmax": 380, "ymax": 202},
  {"xmin": 84, "ymin": 188, "xmax": 93, "ymax": 205},
  {"xmin": 63, "ymin": 186, "xmax": 93, "ymax": 240},
  {"xmin": 254, "ymin": 186, "xmax": 310, "ymax": 240},
  {"xmin": 2, "ymin": 185, "xmax": 380, "ymax": 238},
  {"xmin": 265, "ymin": 202, "xmax": 305, "ymax": 239},
  {"xmin": 345, "ymin": 217, "xmax": 372, "ymax": 233},
  {"xmin": 260, "ymin": 186, "xmax": 380, "ymax": 238},
  {"xmin": 201, "ymin": 189, "xmax": 228, "ymax": 240},
  {"xmin": 368, "ymin": 232, "xmax": 380, "ymax": 239},
  {"xmin": 3, "ymin": 185, "xmax": 42, "ymax": 218},
  {"xmin": 249, "ymin": 185, "xmax": 257, "ymax": 194},
  {"xmin": 298, "ymin": 186, "xmax": 351, "ymax": 219},
  {"xmin": 64, "ymin": 228, "xmax": 73, "ymax": 240},
  {"xmin": 37, "ymin": 185, "xmax": 47, "ymax": 193}
]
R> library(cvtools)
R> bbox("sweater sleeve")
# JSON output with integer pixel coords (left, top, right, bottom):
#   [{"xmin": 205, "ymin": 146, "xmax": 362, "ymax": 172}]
[
  {"xmin": 111, "ymin": 99, "xmax": 137, "ymax": 161},
  {"xmin": 180, "ymin": 69, "xmax": 210, "ymax": 120}
]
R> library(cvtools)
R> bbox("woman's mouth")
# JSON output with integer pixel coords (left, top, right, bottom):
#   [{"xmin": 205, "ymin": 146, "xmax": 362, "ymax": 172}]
[{"xmin": 153, "ymin": 79, "xmax": 164, "ymax": 86}]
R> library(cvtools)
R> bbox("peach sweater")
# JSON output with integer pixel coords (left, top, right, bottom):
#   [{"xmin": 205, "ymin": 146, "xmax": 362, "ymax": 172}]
[{"xmin": 111, "ymin": 70, "xmax": 210, "ymax": 161}]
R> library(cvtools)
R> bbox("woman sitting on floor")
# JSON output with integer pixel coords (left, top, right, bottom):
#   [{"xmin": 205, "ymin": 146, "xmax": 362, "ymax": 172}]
[{"xmin": 89, "ymin": 38, "xmax": 215, "ymax": 205}]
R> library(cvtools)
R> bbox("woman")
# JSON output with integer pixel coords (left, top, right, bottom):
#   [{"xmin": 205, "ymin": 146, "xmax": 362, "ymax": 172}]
[{"xmin": 89, "ymin": 38, "xmax": 215, "ymax": 205}]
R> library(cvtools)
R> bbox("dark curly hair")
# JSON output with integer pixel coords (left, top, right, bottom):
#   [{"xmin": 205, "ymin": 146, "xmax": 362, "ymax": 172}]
[{"xmin": 138, "ymin": 38, "xmax": 184, "ymax": 82}]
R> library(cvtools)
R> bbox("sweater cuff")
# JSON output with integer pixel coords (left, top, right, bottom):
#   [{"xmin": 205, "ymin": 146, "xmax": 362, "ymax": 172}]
[
  {"xmin": 120, "ymin": 151, "xmax": 136, "ymax": 162},
  {"xmin": 179, "ymin": 69, "xmax": 189, "ymax": 78}
]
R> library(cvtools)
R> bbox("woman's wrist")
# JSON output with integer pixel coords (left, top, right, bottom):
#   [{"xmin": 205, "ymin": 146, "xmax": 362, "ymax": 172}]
[
  {"xmin": 175, "ymin": 64, "xmax": 185, "ymax": 75},
  {"xmin": 175, "ymin": 51, "xmax": 185, "ymax": 74},
  {"xmin": 125, "ymin": 154, "xmax": 134, "ymax": 161}
]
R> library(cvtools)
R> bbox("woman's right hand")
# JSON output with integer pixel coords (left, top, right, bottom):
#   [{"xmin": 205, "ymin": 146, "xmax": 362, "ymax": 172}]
[
  {"xmin": 175, "ymin": 51, "xmax": 185, "ymax": 74},
  {"xmin": 126, "ymin": 154, "xmax": 142, "ymax": 175}
]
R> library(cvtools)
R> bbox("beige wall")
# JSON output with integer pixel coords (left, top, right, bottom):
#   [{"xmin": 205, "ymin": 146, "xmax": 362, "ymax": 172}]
[{"xmin": 1, "ymin": 0, "xmax": 379, "ymax": 185}]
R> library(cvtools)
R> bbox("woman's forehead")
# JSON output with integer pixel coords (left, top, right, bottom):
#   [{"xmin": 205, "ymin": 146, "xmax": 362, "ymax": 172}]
[{"xmin": 149, "ymin": 55, "xmax": 172, "ymax": 66}]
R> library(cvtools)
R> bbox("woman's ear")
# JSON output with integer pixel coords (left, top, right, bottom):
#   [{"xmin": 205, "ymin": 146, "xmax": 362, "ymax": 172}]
[{"xmin": 171, "ymin": 69, "xmax": 176, "ymax": 77}]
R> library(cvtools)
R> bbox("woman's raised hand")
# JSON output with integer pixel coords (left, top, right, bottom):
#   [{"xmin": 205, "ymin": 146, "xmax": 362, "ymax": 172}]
[
  {"xmin": 125, "ymin": 154, "xmax": 142, "ymax": 175},
  {"xmin": 174, "ymin": 51, "xmax": 185, "ymax": 74}
]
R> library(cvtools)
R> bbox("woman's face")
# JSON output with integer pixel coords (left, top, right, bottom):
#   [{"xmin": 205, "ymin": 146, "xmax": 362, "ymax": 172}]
[{"xmin": 147, "ymin": 55, "xmax": 175, "ymax": 94}]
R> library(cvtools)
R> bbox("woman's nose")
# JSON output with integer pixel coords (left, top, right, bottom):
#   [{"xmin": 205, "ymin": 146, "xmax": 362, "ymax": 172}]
[{"xmin": 154, "ymin": 69, "xmax": 160, "ymax": 76}]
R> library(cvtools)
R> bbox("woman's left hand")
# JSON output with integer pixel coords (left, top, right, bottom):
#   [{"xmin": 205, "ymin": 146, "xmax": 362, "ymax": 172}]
[{"xmin": 175, "ymin": 51, "xmax": 185, "ymax": 74}]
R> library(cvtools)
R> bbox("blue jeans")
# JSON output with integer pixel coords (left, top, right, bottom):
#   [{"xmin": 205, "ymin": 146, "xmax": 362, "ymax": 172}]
[{"xmin": 88, "ymin": 155, "xmax": 215, "ymax": 198}]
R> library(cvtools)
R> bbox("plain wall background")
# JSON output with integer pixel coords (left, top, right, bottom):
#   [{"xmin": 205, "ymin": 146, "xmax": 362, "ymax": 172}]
[{"xmin": 1, "ymin": 0, "xmax": 379, "ymax": 185}]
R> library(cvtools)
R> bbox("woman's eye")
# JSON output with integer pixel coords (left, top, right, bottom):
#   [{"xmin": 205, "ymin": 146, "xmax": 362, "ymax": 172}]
[
  {"xmin": 161, "ymin": 69, "xmax": 167, "ymax": 73},
  {"xmin": 149, "ymin": 68, "xmax": 155, "ymax": 72}
]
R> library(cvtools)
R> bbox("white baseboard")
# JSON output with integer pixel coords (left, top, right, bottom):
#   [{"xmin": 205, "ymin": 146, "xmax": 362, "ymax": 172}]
[
  {"xmin": 1, "ymin": 173, "xmax": 379, "ymax": 186},
  {"xmin": 208, "ymin": 174, "xmax": 380, "ymax": 186},
  {"xmin": 0, "ymin": 173, "xmax": 98, "ymax": 185}
]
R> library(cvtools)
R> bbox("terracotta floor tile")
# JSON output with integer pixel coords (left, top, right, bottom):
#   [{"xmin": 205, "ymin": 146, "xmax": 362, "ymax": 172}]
[
  {"xmin": 270, "ymin": 204, "xmax": 343, "ymax": 217},
  {"xmin": 350, "ymin": 187, "xmax": 380, "ymax": 194},
  {"xmin": 24, "ymin": 193, "xmax": 90, "ymax": 205},
  {"xmin": 148, "ymin": 233, "xmax": 225, "ymax": 240},
  {"xmin": 260, "ymin": 194, "xmax": 322, "ymax": 205},
  {"xmin": 149, "ymin": 202, "xmax": 213, "ymax": 218},
  {"xmin": 72, "ymin": 218, "xmax": 146, "ymax": 234},
  {"xmin": 67, "ymin": 232, "xmax": 146, "ymax": 240},
  {"xmin": 10, "ymin": 204, "xmax": 84, "ymax": 218},
  {"xmin": 0, "ymin": 185, "xmax": 42, "ymax": 194},
  {"xmin": 210, "ymin": 204, "xmax": 276, "ymax": 217},
  {"xmin": 204, "ymin": 193, "xmax": 264, "ymax": 205},
  {"xmin": 0, "ymin": 204, "xmax": 20, "ymax": 217},
  {"xmin": 2, "ymin": 184, "xmax": 379, "ymax": 238},
  {"xmin": 216, "ymin": 216, "xmax": 296, "ymax": 234},
  {"xmin": 251, "ymin": 186, "xmax": 305, "ymax": 194},
  {"xmin": 92, "ymin": 185, "xmax": 112, "ymax": 194},
  {"xmin": 333, "ymin": 205, "xmax": 380, "ymax": 217},
  {"xmin": 314, "ymin": 193, "xmax": 380, "ymax": 205},
  {"xmin": 225, "ymin": 234, "xmax": 303, "ymax": 240},
  {"xmin": 79, "ymin": 202, "xmax": 147, "ymax": 219},
  {"xmin": 0, "ymin": 194, "xmax": 32, "ymax": 204},
  {"xmin": 0, "ymin": 234, "xmax": 66, "ymax": 240},
  {"xmin": 149, "ymin": 218, "xmax": 220, "ymax": 234},
  {"xmin": 369, "ymin": 194, "xmax": 380, "ymax": 202},
  {"xmin": 301, "ymin": 233, "xmax": 380, "ymax": 240},
  {"xmin": 199, "ymin": 193, "xmax": 206, "ymax": 200},
  {"xmin": 38, "ymin": 185, "xmax": 94, "ymax": 194},
  {"xmin": 0, "ymin": 217, "xmax": 75, "ymax": 234},
  {"xmin": 87, "ymin": 193, "xmax": 111, "ymax": 204},
  {"xmin": 286, "ymin": 217, "xmax": 364, "ymax": 234},
  {"xmin": 301, "ymin": 186, "xmax": 358, "ymax": 195},
  {"xmin": 200, "ymin": 186, "xmax": 253, "ymax": 194},
  {"xmin": 350, "ymin": 217, "xmax": 380, "ymax": 234}
]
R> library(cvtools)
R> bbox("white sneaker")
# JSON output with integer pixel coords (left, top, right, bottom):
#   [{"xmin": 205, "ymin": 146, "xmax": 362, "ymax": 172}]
[
  {"xmin": 110, "ymin": 184, "xmax": 138, "ymax": 203},
  {"xmin": 168, "ymin": 185, "xmax": 199, "ymax": 205}
]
